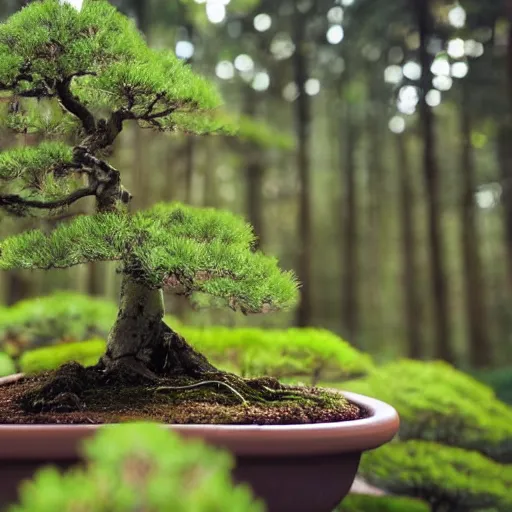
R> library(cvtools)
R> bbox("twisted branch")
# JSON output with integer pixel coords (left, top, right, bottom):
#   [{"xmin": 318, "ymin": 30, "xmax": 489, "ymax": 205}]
[{"xmin": 55, "ymin": 78, "xmax": 96, "ymax": 134}]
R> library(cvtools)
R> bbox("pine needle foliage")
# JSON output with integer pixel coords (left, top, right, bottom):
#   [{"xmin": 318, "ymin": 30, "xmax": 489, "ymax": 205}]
[
  {"xmin": 0, "ymin": 0, "xmax": 220, "ymax": 119},
  {"xmin": 0, "ymin": 141, "xmax": 74, "ymax": 183},
  {"xmin": 0, "ymin": 203, "xmax": 298, "ymax": 313},
  {"xmin": 9, "ymin": 423, "xmax": 263, "ymax": 512},
  {"xmin": 0, "ymin": 0, "xmax": 225, "ymax": 212},
  {"xmin": 0, "ymin": 2, "xmax": 298, "ymax": 326},
  {"xmin": 359, "ymin": 441, "xmax": 512, "ymax": 511},
  {"xmin": 343, "ymin": 360, "xmax": 512, "ymax": 463}
]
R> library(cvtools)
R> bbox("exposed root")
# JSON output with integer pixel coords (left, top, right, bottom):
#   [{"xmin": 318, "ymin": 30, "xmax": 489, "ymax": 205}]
[{"xmin": 155, "ymin": 381, "xmax": 248, "ymax": 405}]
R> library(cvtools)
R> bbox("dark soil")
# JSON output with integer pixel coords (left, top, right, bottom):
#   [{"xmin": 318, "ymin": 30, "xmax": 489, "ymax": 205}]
[{"xmin": 0, "ymin": 362, "xmax": 363, "ymax": 425}]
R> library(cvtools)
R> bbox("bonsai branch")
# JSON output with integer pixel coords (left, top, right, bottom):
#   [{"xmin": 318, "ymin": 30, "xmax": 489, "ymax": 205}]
[
  {"xmin": 56, "ymin": 78, "xmax": 96, "ymax": 134},
  {"xmin": 142, "ymin": 92, "xmax": 165, "ymax": 117},
  {"xmin": 0, "ymin": 185, "xmax": 96, "ymax": 210}
]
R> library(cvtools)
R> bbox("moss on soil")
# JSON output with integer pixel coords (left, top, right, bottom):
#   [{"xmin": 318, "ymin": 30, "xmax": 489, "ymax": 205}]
[{"xmin": 0, "ymin": 363, "xmax": 362, "ymax": 425}]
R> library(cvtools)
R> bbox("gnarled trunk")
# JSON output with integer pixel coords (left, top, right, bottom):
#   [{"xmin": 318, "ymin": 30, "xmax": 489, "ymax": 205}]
[
  {"xmin": 397, "ymin": 133, "xmax": 424, "ymax": 359},
  {"xmin": 101, "ymin": 275, "xmax": 216, "ymax": 380}
]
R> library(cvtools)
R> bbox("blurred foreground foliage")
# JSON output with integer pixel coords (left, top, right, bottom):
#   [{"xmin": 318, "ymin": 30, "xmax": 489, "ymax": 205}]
[
  {"xmin": 9, "ymin": 423, "xmax": 263, "ymax": 512},
  {"xmin": 338, "ymin": 495, "xmax": 429, "ymax": 512}
]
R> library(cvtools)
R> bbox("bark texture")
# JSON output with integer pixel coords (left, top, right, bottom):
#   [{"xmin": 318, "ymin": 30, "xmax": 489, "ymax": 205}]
[{"xmin": 101, "ymin": 276, "xmax": 216, "ymax": 380}]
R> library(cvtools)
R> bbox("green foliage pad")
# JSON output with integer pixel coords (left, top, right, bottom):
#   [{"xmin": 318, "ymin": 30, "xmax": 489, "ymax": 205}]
[
  {"xmin": 0, "ymin": 203, "xmax": 299, "ymax": 314},
  {"xmin": 359, "ymin": 440, "xmax": 512, "ymax": 511},
  {"xmin": 343, "ymin": 359, "xmax": 512, "ymax": 463}
]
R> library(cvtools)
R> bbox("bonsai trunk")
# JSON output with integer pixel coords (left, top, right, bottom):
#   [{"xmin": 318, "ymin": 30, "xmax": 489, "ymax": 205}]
[{"xmin": 100, "ymin": 275, "xmax": 217, "ymax": 380}]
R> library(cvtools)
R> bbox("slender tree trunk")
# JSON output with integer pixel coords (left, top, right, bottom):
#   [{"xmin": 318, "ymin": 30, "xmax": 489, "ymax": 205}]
[
  {"xmin": 397, "ymin": 133, "xmax": 424, "ymax": 358},
  {"xmin": 341, "ymin": 99, "xmax": 360, "ymax": 343},
  {"xmin": 131, "ymin": 0, "xmax": 150, "ymax": 211},
  {"xmin": 184, "ymin": 137, "xmax": 195, "ymax": 204},
  {"xmin": 498, "ymin": 9, "xmax": 512, "ymax": 289},
  {"xmin": 292, "ymin": 11, "xmax": 313, "ymax": 327},
  {"xmin": 244, "ymin": 88, "xmax": 265, "ymax": 247},
  {"xmin": 496, "ymin": 125, "xmax": 512, "ymax": 298},
  {"xmin": 246, "ymin": 158, "xmax": 265, "ymax": 247},
  {"xmin": 88, "ymin": 261, "xmax": 104, "ymax": 296},
  {"xmin": 365, "ymin": 64, "xmax": 385, "ymax": 331},
  {"xmin": 459, "ymin": 84, "xmax": 492, "ymax": 367},
  {"xmin": 415, "ymin": 0, "xmax": 454, "ymax": 363}
]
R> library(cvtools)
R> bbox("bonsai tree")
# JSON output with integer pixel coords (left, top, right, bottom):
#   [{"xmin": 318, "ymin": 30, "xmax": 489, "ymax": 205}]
[
  {"xmin": 9, "ymin": 422, "xmax": 263, "ymax": 511},
  {"xmin": 0, "ymin": 0, "xmax": 358, "ymax": 422}
]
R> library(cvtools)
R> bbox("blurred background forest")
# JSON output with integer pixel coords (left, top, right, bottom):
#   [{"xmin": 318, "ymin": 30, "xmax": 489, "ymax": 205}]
[{"xmin": 1, "ymin": 0, "xmax": 511, "ymax": 372}]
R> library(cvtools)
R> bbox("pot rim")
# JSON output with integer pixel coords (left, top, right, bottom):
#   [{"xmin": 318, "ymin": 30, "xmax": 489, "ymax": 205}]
[{"xmin": 0, "ymin": 374, "xmax": 399, "ymax": 457}]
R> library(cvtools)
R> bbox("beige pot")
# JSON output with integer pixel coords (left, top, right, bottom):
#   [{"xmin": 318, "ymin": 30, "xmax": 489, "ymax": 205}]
[{"xmin": 0, "ymin": 375, "xmax": 399, "ymax": 512}]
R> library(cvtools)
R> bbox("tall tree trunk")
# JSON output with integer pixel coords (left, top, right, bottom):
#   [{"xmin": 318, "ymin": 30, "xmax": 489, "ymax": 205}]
[
  {"xmin": 131, "ymin": 0, "xmax": 150, "ymax": 211},
  {"xmin": 184, "ymin": 137, "xmax": 195, "ymax": 204},
  {"xmin": 415, "ymin": 0, "xmax": 454, "ymax": 363},
  {"xmin": 498, "ymin": 6, "xmax": 512, "ymax": 290},
  {"xmin": 397, "ymin": 133, "xmax": 424, "ymax": 359},
  {"xmin": 292, "ymin": 11, "xmax": 313, "ymax": 327},
  {"xmin": 365, "ymin": 64, "xmax": 385, "ymax": 340},
  {"xmin": 459, "ymin": 83, "xmax": 492, "ymax": 367},
  {"xmin": 341, "ymin": 99, "xmax": 359, "ymax": 343},
  {"xmin": 244, "ymin": 88, "xmax": 265, "ymax": 247},
  {"xmin": 246, "ymin": 158, "xmax": 265, "ymax": 247},
  {"xmin": 202, "ymin": 138, "xmax": 217, "ymax": 207},
  {"xmin": 497, "ymin": 125, "xmax": 512, "ymax": 288}
]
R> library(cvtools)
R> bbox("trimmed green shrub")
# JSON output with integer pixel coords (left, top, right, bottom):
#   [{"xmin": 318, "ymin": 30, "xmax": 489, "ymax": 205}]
[
  {"xmin": 359, "ymin": 441, "xmax": 512, "ymax": 512},
  {"xmin": 9, "ymin": 423, "xmax": 263, "ymax": 512},
  {"xmin": 343, "ymin": 360, "xmax": 512, "ymax": 462},
  {"xmin": 0, "ymin": 292, "xmax": 117, "ymax": 356},
  {"xmin": 19, "ymin": 339, "xmax": 105, "ymax": 374},
  {"xmin": 20, "ymin": 327, "xmax": 373, "ymax": 382},
  {"xmin": 0, "ymin": 352, "xmax": 16, "ymax": 376},
  {"xmin": 338, "ymin": 495, "xmax": 429, "ymax": 512},
  {"xmin": 181, "ymin": 326, "xmax": 374, "ymax": 383},
  {"xmin": 0, "ymin": 292, "xmax": 181, "ymax": 358}
]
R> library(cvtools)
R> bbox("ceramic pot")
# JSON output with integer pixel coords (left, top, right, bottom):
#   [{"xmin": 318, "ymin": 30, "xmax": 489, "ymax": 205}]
[{"xmin": 0, "ymin": 376, "xmax": 398, "ymax": 512}]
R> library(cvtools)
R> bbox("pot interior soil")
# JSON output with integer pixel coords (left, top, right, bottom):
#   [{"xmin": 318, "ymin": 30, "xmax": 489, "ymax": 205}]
[{"xmin": 0, "ymin": 362, "xmax": 363, "ymax": 425}]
